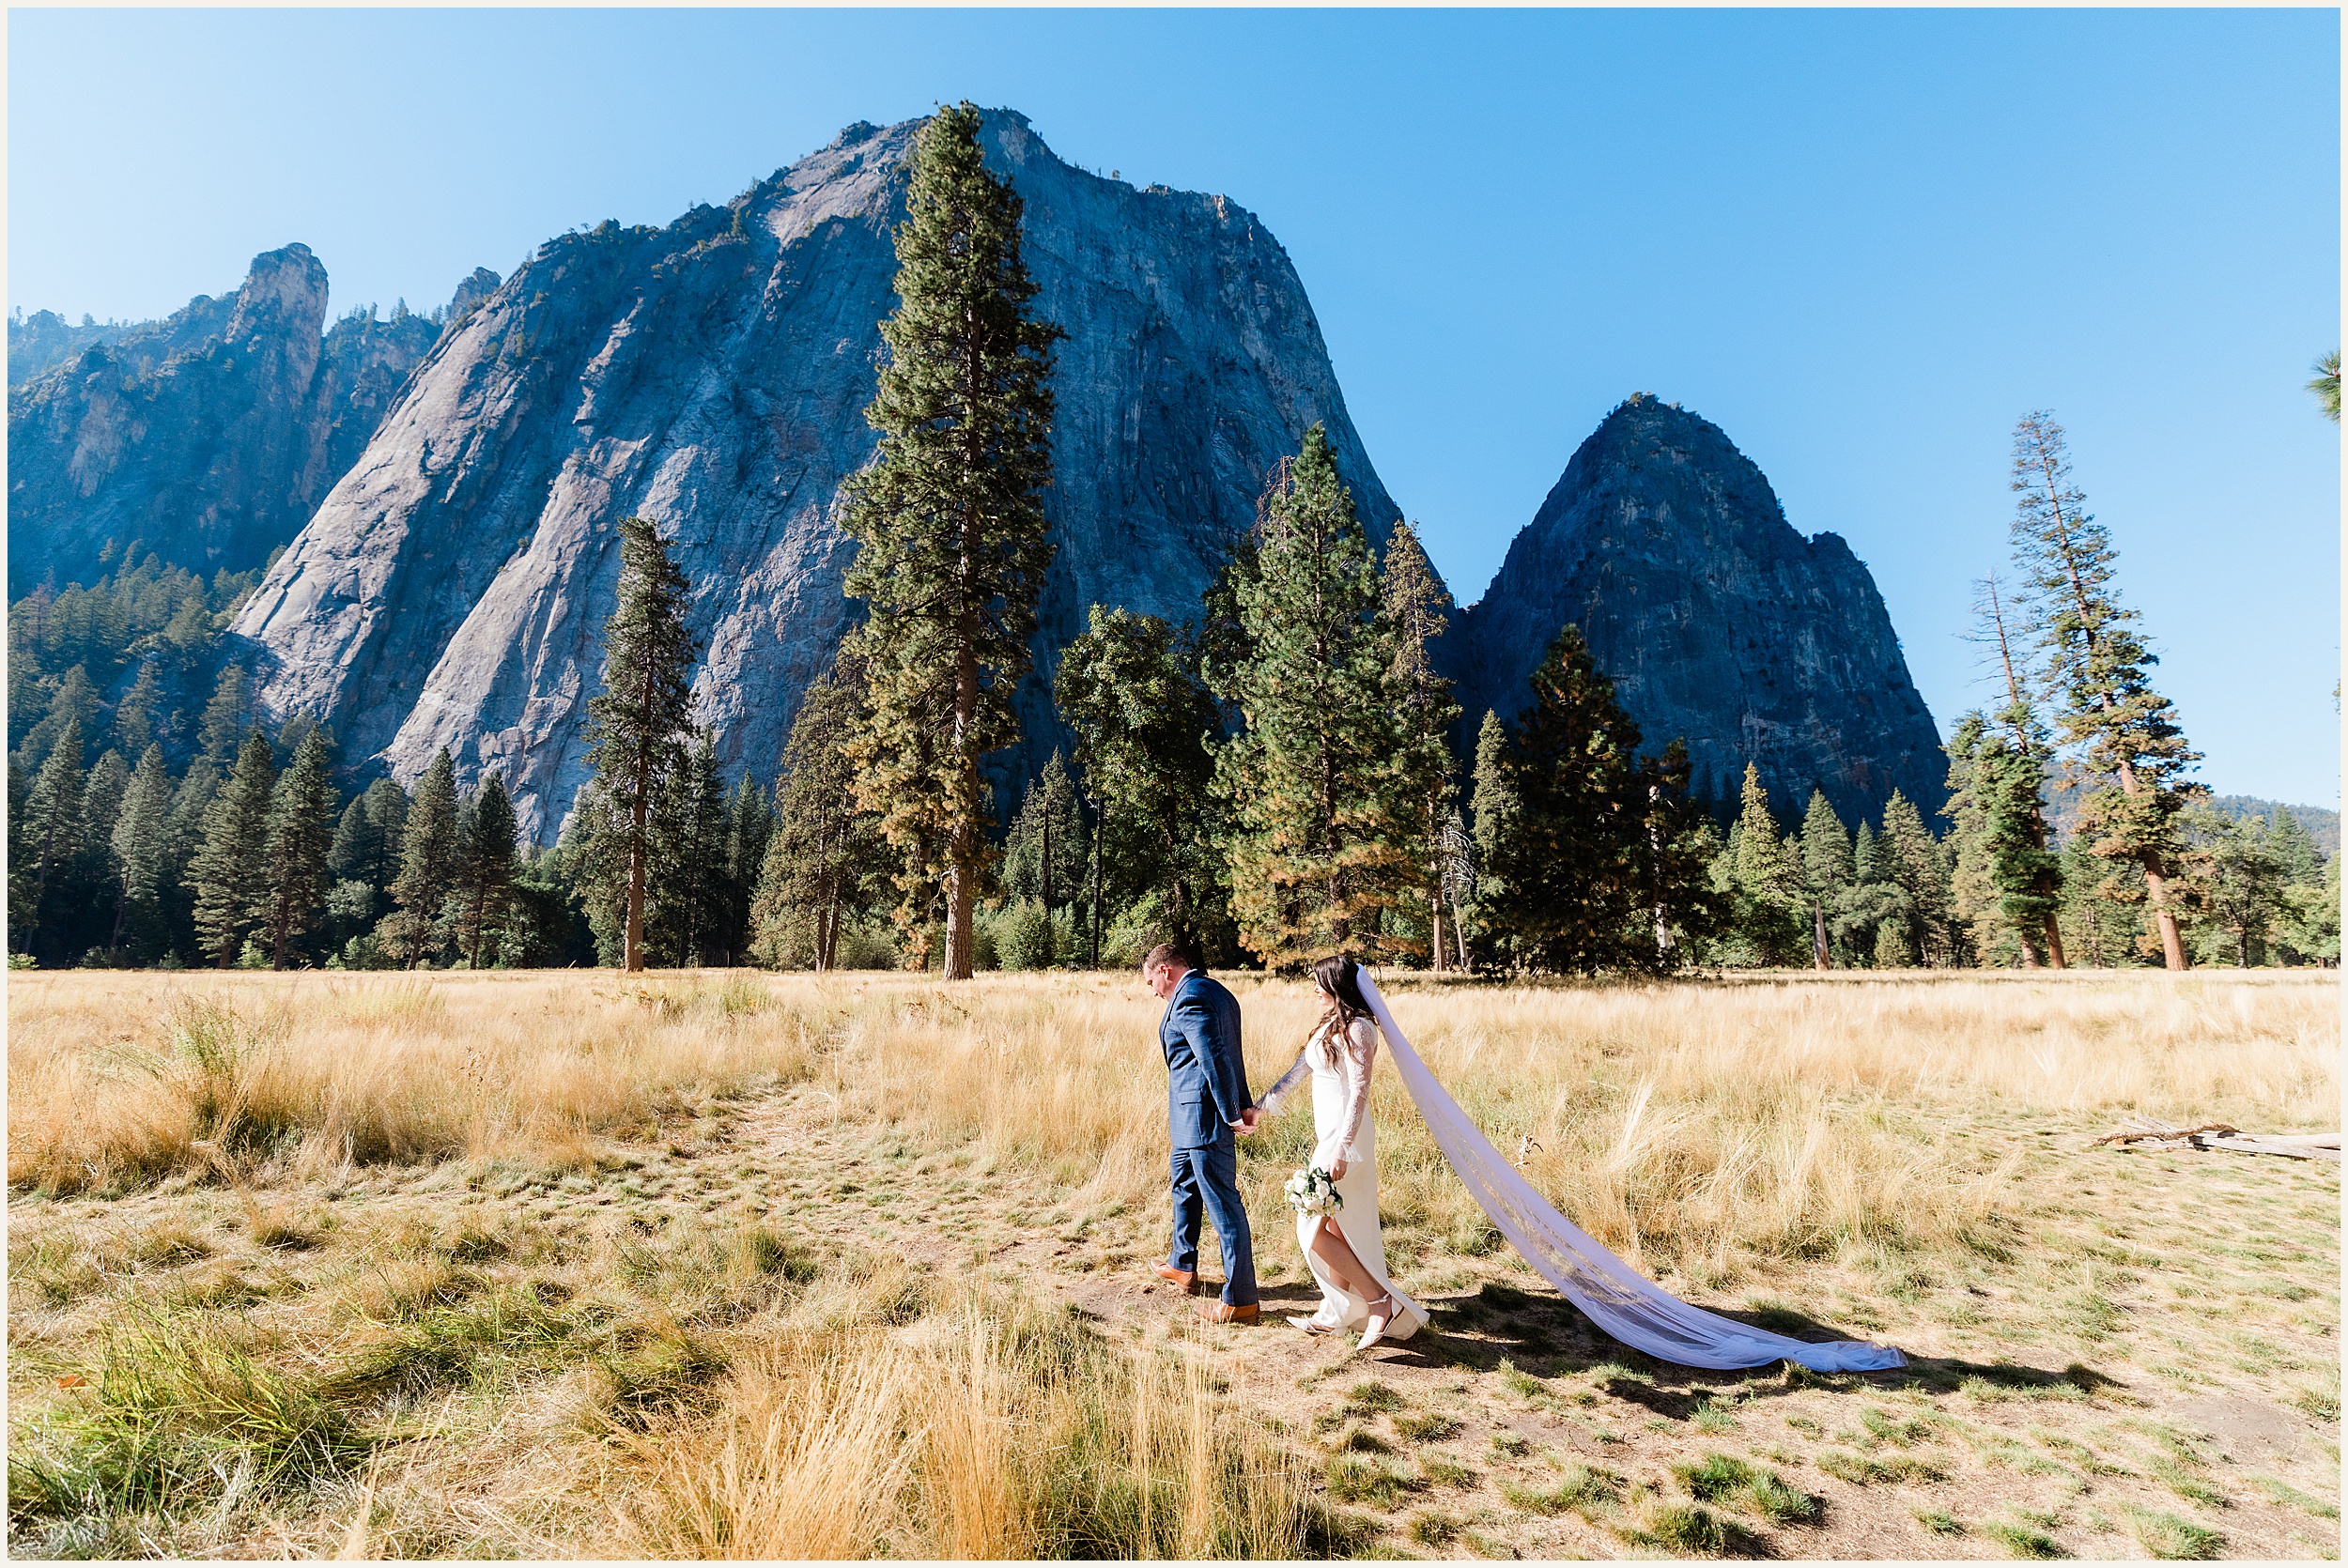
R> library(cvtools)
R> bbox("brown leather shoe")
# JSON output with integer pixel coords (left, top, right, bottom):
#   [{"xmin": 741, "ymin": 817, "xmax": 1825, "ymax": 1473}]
[
  {"xmin": 1152, "ymin": 1262, "xmax": 1197, "ymax": 1292},
  {"xmin": 1195, "ymin": 1300, "xmax": 1259, "ymax": 1325}
]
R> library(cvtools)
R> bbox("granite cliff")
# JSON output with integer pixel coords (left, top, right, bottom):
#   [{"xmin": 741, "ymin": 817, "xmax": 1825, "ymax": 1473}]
[
  {"xmin": 231, "ymin": 112, "xmax": 1398, "ymax": 841},
  {"xmin": 1452, "ymin": 395, "xmax": 1945, "ymax": 823},
  {"xmin": 7, "ymin": 248, "xmax": 494, "ymax": 595}
]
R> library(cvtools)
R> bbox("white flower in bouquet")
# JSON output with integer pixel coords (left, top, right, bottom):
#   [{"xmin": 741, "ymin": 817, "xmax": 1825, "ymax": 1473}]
[{"xmin": 1284, "ymin": 1165, "xmax": 1344, "ymax": 1217}]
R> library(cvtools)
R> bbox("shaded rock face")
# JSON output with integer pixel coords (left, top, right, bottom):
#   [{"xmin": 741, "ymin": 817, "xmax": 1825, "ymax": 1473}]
[
  {"xmin": 7, "ymin": 246, "xmax": 468, "ymax": 595},
  {"xmin": 232, "ymin": 111, "xmax": 1398, "ymax": 843},
  {"xmin": 1451, "ymin": 396, "xmax": 1944, "ymax": 825}
]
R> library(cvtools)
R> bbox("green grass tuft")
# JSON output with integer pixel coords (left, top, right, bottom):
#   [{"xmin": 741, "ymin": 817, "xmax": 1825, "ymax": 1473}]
[
  {"xmin": 8, "ymin": 1307, "xmax": 365, "ymax": 1524},
  {"xmin": 2129, "ymin": 1508, "xmax": 2223, "ymax": 1560},
  {"xmin": 1394, "ymin": 1411, "xmax": 1462, "ymax": 1442},
  {"xmin": 1499, "ymin": 1462, "xmax": 1620, "ymax": 1520},
  {"xmin": 1912, "ymin": 1508, "xmax": 1963, "ymax": 1535},
  {"xmin": 1982, "ymin": 1520, "xmax": 2070, "ymax": 1559}
]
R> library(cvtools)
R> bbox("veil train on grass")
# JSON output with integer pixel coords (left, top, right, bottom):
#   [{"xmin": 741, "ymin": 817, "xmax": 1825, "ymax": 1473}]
[{"xmin": 1355, "ymin": 971, "xmax": 1907, "ymax": 1373}]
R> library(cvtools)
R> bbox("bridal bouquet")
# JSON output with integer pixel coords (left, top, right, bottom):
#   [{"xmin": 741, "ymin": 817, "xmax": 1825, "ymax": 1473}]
[{"xmin": 1284, "ymin": 1166, "xmax": 1345, "ymax": 1217}]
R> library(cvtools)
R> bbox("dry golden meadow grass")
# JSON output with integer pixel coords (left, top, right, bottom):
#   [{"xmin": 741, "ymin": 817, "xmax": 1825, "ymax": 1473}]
[{"xmin": 7, "ymin": 966, "xmax": 2340, "ymax": 1559}]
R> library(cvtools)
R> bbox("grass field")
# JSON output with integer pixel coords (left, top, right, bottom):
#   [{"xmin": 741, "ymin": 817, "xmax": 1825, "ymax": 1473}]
[{"xmin": 7, "ymin": 966, "xmax": 2340, "ymax": 1559}]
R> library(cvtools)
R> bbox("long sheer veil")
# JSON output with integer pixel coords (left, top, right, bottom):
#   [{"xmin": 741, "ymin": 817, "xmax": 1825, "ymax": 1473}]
[{"xmin": 1356, "ymin": 972, "xmax": 1906, "ymax": 1373}]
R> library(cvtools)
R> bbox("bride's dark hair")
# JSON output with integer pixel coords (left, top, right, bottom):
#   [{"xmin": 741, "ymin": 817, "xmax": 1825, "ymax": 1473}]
[{"xmin": 1310, "ymin": 954, "xmax": 1371, "ymax": 1054}]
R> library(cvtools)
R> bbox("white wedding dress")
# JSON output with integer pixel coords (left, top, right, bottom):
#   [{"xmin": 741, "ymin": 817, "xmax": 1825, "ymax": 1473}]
[
  {"xmin": 1259, "ymin": 1014, "xmax": 1430, "ymax": 1341},
  {"xmin": 1352, "ymin": 972, "xmax": 1906, "ymax": 1373}
]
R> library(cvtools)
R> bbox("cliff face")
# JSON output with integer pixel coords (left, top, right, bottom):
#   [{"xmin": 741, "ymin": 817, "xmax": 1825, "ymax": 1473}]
[
  {"xmin": 231, "ymin": 112, "xmax": 1398, "ymax": 842},
  {"xmin": 1452, "ymin": 395, "xmax": 1945, "ymax": 823},
  {"xmin": 6, "ymin": 246, "xmax": 471, "ymax": 595}
]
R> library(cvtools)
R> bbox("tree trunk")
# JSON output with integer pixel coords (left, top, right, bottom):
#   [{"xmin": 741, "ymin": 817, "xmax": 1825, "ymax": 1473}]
[
  {"xmin": 1449, "ymin": 885, "xmax": 1470, "ymax": 971},
  {"xmin": 2017, "ymin": 930, "xmax": 2042, "ymax": 969},
  {"xmin": 1089, "ymin": 796, "xmax": 1104, "ymax": 970},
  {"xmin": 1813, "ymin": 899, "xmax": 1830, "ymax": 970},
  {"xmin": 626, "ymin": 777, "xmax": 649, "ymax": 973},
  {"xmin": 2042, "ymin": 913, "xmax": 2068, "ymax": 970}
]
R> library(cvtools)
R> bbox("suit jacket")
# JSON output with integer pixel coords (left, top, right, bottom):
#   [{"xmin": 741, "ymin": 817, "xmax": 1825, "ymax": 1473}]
[{"xmin": 1161, "ymin": 970, "xmax": 1250, "ymax": 1150}]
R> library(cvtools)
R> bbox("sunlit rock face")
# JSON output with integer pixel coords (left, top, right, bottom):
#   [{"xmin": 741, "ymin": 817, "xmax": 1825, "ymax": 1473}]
[{"xmin": 230, "ymin": 111, "xmax": 1399, "ymax": 841}]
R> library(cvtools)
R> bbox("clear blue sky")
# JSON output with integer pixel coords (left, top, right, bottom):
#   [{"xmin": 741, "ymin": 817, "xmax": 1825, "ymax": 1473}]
[{"xmin": 11, "ymin": 8, "xmax": 2340, "ymax": 806}]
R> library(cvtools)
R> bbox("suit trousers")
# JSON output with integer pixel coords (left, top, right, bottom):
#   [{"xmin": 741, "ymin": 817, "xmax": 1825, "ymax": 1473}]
[{"xmin": 1167, "ymin": 1138, "xmax": 1257, "ymax": 1306}]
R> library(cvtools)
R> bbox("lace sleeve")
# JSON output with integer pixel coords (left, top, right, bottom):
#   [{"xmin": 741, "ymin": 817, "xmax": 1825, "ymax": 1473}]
[
  {"xmin": 1257, "ymin": 1052, "xmax": 1312, "ymax": 1115},
  {"xmin": 1335, "ymin": 1017, "xmax": 1378, "ymax": 1153}
]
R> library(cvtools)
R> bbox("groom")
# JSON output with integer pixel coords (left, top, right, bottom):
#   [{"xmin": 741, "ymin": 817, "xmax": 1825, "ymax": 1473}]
[{"xmin": 1143, "ymin": 943, "xmax": 1260, "ymax": 1324}]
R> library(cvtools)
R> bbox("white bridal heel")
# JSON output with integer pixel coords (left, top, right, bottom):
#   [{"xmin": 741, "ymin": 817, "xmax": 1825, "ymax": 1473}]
[{"xmin": 1358, "ymin": 1292, "xmax": 1396, "ymax": 1351}]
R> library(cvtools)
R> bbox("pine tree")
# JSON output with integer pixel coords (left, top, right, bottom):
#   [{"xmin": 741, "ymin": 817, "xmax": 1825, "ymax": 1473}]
[
  {"xmin": 114, "ymin": 661, "xmax": 163, "ymax": 759},
  {"xmin": 839, "ymin": 101, "xmax": 1063, "ymax": 983},
  {"xmin": 109, "ymin": 745, "xmax": 173, "ymax": 957},
  {"xmin": 260, "ymin": 730, "xmax": 338, "ymax": 969},
  {"xmin": 21, "ymin": 715, "xmax": 87, "ymax": 957},
  {"xmin": 1054, "ymin": 604, "xmax": 1220, "ymax": 959},
  {"xmin": 1003, "ymin": 752, "xmax": 1089, "ymax": 913},
  {"xmin": 752, "ymin": 671, "xmax": 887, "ymax": 971},
  {"xmin": 451, "ymin": 771, "xmax": 518, "ymax": 970},
  {"xmin": 21, "ymin": 666, "xmax": 98, "ymax": 776},
  {"xmin": 188, "ymin": 733, "xmax": 277, "ymax": 967},
  {"xmin": 1726, "ymin": 764, "xmax": 1805, "ymax": 964},
  {"xmin": 1213, "ymin": 426, "xmax": 1409, "ymax": 965},
  {"xmin": 2009, "ymin": 410, "xmax": 2200, "ymax": 969},
  {"xmin": 1382, "ymin": 519, "xmax": 1462, "ymax": 968},
  {"xmin": 647, "ymin": 733, "xmax": 728, "ymax": 966},
  {"xmin": 198, "ymin": 665, "xmax": 252, "ymax": 762},
  {"xmin": 2265, "ymin": 807, "xmax": 2325, "ymax": 888},
  {"xmin": 1879, "ymin": 789, "xmax": 1954, "ymax": 966},
  {"xmin": 720, "ymin": 777, "xmax": 776, "ymax": 966},
  {"xmin": 1466, "ymin": 710, "xmax": 1517, "ymax": 961},
  {"xmin": 1800, "ymin": 791, "xmax": 1852, "ymax": 968},
  {"xmin": 583, "ymin": 517, "xmax": 700, "ymax": 973},
  {"xmin": 385, "ymin": 748, "xmax": 459, "ymax": 967}
]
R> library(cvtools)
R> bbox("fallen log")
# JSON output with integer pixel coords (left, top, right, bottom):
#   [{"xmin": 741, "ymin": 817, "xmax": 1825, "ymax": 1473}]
[{"xmin": 2092, "ymin": 1117, "xmax": 2341, "ymax": 1162}]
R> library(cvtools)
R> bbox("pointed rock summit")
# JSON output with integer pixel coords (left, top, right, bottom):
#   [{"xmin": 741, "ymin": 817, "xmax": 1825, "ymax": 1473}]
[
  {"xmin": 1453, "ymin": 394, "xmax": 1944, "ymax": 823},
  {"xmin": 231, "ymin": 110, "xmax": 1399, "ymax": 840},
  {"xmin": 7, "ymin": 245, "xmax": 471, "ymax": 594}
]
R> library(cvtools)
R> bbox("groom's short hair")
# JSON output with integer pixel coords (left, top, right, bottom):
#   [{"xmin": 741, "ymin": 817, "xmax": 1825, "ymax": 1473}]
[{"xmin": 1141, "ymin": 943, "xmax": 1190, "ymax": 976}]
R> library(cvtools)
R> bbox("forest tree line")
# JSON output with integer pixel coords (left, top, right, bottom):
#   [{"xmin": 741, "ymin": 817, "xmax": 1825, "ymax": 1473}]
[{"xmin": 7, "ymin": 106, "xmax": 2336, "ymax": 976}]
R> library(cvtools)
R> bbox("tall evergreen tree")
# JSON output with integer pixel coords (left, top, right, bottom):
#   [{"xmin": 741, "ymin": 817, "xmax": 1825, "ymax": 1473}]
[
  {"xmin": 109, "ymin": 745, "xmax": 173, "ymax": 957},
  {"xmin": 1002, "ymin": 751, "xmax": 1089, "ymax": 912},
  {"xmin": 260, "ymin": 730, "xmax": 338, "ymax": 969},
  {"xmin": 1879, "ymin": 789, "xmax": 1955, "ymax": 966},
  {"xmin": 197, "ymin": 665, "xmax": 252, "ymax": 762},
  {"xmin": 1213, "ymin": 426, "xmax": 1409, "ymax": 965},
  {"xmin": 114, "ymin": 661, "xmax": 163, "ymax": 759},
  {"xmin": 839, "ymin": 100, "xmax": 1063, "ymax": 982},
  {"xmin": 1470, "ymin": 630, "xmax": 1714, "ymax": 973},
  {"xmin": 752, "ymin": 671, "xmax": 888, "ymax": 971},
  {"xmin": 1466, "ymin": 710, "xmax": 1518, "ymax": 961},
  {"xmin": 1055, "ymin": 605, "xmax": 1220, "ymax": 959},
  {"xmin": 720, "ymin": 776, "xmax": 776, "ymax": 966},
  {"xmin": 1799, "ymin": 790, "xmax": 1852, "ymax": 968},
  {"xmin": 2009, "ymin": 410, "xmax": 2200, "ymax": 969},
  {"xmin": 1725, "ymin": 764, "xmax": 1806, "ymax": 964},
  {"xmin": 385, "ymin": 748, "xmax": 460, "ymax": 967},
  {"xmin": 451, "ymin": 771, "xmax": 518, "ymax": 970},
  {"xmin": 188, "ymin": 733, "xmax": 276, "ymax": 968},
  {"xmin": 647, "ymin": 733, "xmax": 729, "ymax": 966},
  {"xmin": 1382, "ymin": 519, "xmax": 1462, "ymax": 968},
  {"xmin": 21, "ymin": 714, "xmax": 87, "ymax": 956},
  {"xmin": 583, "ymin": 517, "xmax": 700, "ymax": 972}
]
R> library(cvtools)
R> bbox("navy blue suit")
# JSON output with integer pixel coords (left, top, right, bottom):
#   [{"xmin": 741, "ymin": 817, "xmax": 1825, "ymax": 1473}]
[{"xmin": 1160, "ymin": 969, "xmax": 1257, "ymax": 1306}]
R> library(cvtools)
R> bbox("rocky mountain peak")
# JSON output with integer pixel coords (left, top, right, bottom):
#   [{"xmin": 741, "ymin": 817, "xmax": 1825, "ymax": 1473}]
[{"xmin": 1452, "ymin": 393, "xmax": 1944, "ymax": 825}]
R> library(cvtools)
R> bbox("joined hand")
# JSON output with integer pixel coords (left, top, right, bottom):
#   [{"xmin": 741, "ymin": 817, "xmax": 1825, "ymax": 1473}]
[{"xmin": 1235, "ymin": 1106, "xmax": 1263, "ymax": 1134}]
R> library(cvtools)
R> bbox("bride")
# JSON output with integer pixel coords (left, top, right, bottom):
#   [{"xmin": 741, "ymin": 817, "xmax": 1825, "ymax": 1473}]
[{"xmin": 1253, "ymin": 954, "xmax": 1430, "ymax": 1350}]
